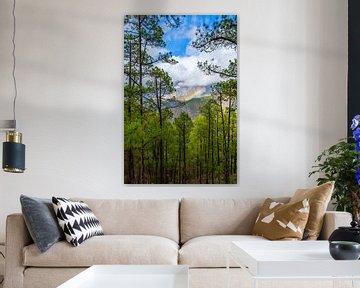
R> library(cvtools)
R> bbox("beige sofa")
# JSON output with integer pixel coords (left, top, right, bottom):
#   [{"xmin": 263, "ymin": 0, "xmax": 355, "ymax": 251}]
[{"xmin": 4, "ymin": 198, "xmax": 352, "ymax": 288}]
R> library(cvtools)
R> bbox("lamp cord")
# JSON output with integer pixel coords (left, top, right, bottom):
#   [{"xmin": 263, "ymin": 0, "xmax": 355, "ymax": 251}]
[{"xmin": 12, "ymin": 0, "xmax": 18, "ymax": 130}]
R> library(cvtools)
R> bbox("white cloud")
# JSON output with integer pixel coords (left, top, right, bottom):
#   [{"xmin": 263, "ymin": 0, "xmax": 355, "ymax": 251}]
[
  {"xmin": 185, "ymin": 26, "xmax": 200, "ymax": 56},
  {"xmin": 185, "ymin": 45, "xmax": 200, "ymax": 57},
  {"xmin": 147, "ymin": 46, "xmax": 170, "ymax": 59},
  {"xmin": 164, "ymin": 23, "xmax": 197, "ymax": 42},
  {"xmin": 157, "ymin": 47, "xmax": 237, "ymax": 87}
]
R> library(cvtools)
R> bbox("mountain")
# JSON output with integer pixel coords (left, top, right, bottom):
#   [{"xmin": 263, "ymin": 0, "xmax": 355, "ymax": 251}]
[
  {"xmin": 169, "ymin": 86, "xmax": 212, "ymax": 119},
  {"xmin": 172, "ymin": 86, "xmax": 212, "ymax": 102}
]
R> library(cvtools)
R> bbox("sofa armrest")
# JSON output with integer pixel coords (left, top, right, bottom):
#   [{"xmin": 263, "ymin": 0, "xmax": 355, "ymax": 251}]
[
  {"xmin": 318, "ymin": 211, "xmax": 352, "ymax": 240},
  {"xmin": 4, "ymin": 213, "xmax": 33, "ymax": 288}
]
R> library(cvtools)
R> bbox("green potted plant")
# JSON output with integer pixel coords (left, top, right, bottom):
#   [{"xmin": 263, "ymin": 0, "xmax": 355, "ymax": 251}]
[{"xmin": 309, "ymin": 115, "xmax": 360, "ymax": 222}]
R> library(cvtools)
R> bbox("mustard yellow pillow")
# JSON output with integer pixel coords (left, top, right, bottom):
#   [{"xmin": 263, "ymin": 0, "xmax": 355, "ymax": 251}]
[
  {"xmin": 252, "ymin": 198, "xmax": 310, "ymax": 240},
  {"xmin": 289, "ymin": 181, "xmax": 334, "ymax": 240}
]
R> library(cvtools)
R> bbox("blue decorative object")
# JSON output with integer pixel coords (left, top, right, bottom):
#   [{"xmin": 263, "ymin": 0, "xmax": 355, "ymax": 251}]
[
  {"xmin": 351, "ymin": 115, "xmax": 360, "ymax": 130},
  {"xmin": 3, "ymin": 131, "xmax": 25, "ymax": 173},
  {"xmin": 353, "ymin": 128, "xmax": 360, "ymax": 142},
  {"xmin": 356, "ymin": 168, "xmax": 360, "ymax": 186},
  {"xmin": 351, "ymin": 115, "xmax": 360, "ymax": 186}
]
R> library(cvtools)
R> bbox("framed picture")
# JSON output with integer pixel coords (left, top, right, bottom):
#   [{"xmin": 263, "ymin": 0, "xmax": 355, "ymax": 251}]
[{"xmin": 124, "ymin": 15, "xmax": 237, "ymax": 184}]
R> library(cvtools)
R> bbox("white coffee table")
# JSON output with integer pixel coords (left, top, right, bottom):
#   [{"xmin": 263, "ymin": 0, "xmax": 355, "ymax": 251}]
[
  {"xmin": 228, "ymin": 241, "xmax": 360, "ymax": 288},
  {"xmin": 58, "ymin": 265, "xmax": 189, "ymax": 288}
]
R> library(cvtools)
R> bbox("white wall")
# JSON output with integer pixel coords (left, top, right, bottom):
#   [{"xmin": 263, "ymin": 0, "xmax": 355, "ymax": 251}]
[{"xmin": 0, "ymin": 0, "xmax": 347, "ymax": 242}]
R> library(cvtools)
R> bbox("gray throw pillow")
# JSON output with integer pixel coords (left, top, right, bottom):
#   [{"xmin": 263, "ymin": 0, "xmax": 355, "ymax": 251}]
[{"xmin": 20, "ymin": 195, "xmax": 64, "ymax": 253}]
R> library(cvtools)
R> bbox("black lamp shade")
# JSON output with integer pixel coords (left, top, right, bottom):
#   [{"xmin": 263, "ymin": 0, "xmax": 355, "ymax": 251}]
[{"xmin": 3, "ymin": 141, "xmax": 25, "ymax": 173}]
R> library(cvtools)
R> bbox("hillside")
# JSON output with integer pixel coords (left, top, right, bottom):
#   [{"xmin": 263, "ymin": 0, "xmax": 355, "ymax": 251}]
[{"xmin": 170, "ymin": 85, "xmax": 211, "ymax": 119}]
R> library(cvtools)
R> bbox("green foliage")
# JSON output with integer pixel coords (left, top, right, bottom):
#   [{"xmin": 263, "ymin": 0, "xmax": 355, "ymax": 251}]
[
  {"xmin": 124, "ymin": 119, "xmax": 142, "ymax": 148},
  {"xmin": 192, "ymin": 15, "xmax": 237, "ymax": 52},
  {"xmin": 193, "ymin": 15, "xmax": 237, "ymax": 79},
  {"xmin": 309, "ymin": 139, "xmax": 360, "ymax": 212},
  {"xmin": 198, "ymin": 59, "xmax": 237, "ymax": 79}
]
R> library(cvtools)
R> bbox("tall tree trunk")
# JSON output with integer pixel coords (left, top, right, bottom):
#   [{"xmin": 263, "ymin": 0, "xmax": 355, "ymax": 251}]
[
  {"xmin": 178, "ymin": 141, "xmax": 182, "ymax": 184},
  {"xmin": 219, "ymin": 95, "xmax": 229, "ymax": 183},
  {"xmin": 165, "ymin": 141, "xmax": 168, "ymax": 183},
  {"xmin": 206, "ymin": 108, "xmax": 211, "ymax": 184},
  {"xmin": 196, "ymin": 144, "xmax": 200, "ymax": 182},
  {"xmin": 216, "ymin": 111, "xmax": 220, "ymax": 183},
  {"xmin": 137, "ymin": 17, "xmax": 145, "ymax": 183},
  {"xmin": 199, "ymin": 140, "xmax": 202, "ymax": 184},
  {"xmin": 232, "ymin": 121, "xmax": 237, "ymax": 175},
  {"xmin": 183, "ymin": 126, "xmax": 186, "ymax": 183},
  {"xmin": 216, "ymin": 111, "xmax": 220, "ymax": 166},
  {"xmin": 154, "ymin": 78, "xmax": 165, "ymax": 184},
  {"xmin": 227, "ymin": 99, "xmax": 232, "ymax": 182},
  {"xmin": 211, "ymin": 118, "xmax": 215, "ymax": 184},
  {"xmin": 153, "ymin": 144, "xmax": 158, "ymax": 183},
  {"xmin": 127, "ymin": 39, "xmax": 135, "ymax": 183}
]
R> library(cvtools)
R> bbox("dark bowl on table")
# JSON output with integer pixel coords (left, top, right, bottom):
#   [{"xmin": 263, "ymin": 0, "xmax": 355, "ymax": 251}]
[{"xmin": 329, "ymin": 241, "xmax": 360, "ymax": 260}]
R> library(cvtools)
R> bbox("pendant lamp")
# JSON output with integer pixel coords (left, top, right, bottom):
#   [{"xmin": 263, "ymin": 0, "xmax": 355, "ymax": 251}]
[{"xmin": 1, "ymin": 0, "xmax": 26, "ymax": 173}]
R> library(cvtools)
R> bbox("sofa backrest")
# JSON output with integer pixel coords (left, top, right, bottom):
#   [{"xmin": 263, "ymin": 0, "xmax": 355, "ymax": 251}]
[
  {"xmin": 73, "ymin": 198, "xmax": 180, "ymax": 243},
  {"xmin": 180, "ymin": 198, "xmax": 289, "ymax": 243}
]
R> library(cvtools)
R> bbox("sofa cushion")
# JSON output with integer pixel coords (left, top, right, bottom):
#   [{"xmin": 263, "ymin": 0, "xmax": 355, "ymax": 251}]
[
  {"xmin": 252, "ymin": 198, "xmax": 310, "ymax": 240},
  {"xmin": 72, "ymin": 198, "xmax": 179, "ymax": 243},
  {"xmin": 52, "ymin": 197, "xmax": 104, "ymax": 247},
  {"xmin": 290, "ymin": 181, "xmax": 334, "ymax": 240},
  {"xmin": 23, "ymin": 235, "xmax": 178, "ymax": 267},
  {"xmin": 179, "ymin": 235, "xmax": 267, "ymax": 268},
  {"xmin": 180, "ymin": 198, "xmax": 289, "ymax": 243},
  {"xmin": 20, "ymin": 195, "xmax": 64, "ymax": 253}
]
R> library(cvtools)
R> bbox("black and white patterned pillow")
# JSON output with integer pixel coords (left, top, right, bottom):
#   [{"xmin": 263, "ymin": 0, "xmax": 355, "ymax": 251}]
[{"xmin": 52, "ymin": 197, "xmax": 104, "ymax": 247}]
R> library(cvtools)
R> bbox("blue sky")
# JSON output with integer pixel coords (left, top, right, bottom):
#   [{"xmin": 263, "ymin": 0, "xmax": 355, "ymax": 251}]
[
  {"xmin": 162, "ymin": 15, "xmax": 224, "ymax": 57},
  {"xmin": 155, "ymin": 15, "xmax": 237, "ymax": 88}
]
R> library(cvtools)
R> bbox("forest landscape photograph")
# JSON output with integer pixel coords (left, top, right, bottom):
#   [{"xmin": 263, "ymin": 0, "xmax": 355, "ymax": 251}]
[{"xmin": 124, "ymin": 15, "xmax": 237, "ymax": 184}]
